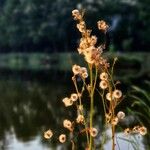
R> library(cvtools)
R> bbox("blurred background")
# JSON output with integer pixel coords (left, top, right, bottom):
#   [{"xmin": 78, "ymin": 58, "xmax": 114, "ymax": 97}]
[{"xmin": 0, "ymin": 0, "xmax": 149, "ymax": 150}]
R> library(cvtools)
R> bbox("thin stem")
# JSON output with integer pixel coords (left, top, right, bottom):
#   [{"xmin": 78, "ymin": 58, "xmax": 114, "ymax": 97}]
[
  {"xmin": 112, "ymin": 125, "xmax": 116, "ymax": 150},
  {"xmin": 89, "ymin": 66, "xmax": 98, "ymax": 150},
  {"xmin": 72, "ymin": 76, "xmax": 89, "ymax": 145}
]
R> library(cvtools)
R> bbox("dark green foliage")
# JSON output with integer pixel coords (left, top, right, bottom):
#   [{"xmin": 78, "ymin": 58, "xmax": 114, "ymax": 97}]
[{"xmin": 0, "ymin": 0, "xmax": 149, "ymax": 52}]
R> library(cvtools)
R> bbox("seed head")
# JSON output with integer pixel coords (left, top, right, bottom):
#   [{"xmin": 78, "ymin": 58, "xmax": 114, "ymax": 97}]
[
  {"xmin": 139, "ymin": 126, "xmax": 147, "ymax": 136},
  {"xmin": 44, "ymin": 129, "xmax": 53, "ymax": 139},
  {"xmin": 89, "ymin": 128, "xmax": 98, "ymax": 137},
  {"xmin": 111, "ymin": 117, "xmax": 119, "ymax": 126},
  {"xmin": 70, "ymin": 93, "xmax": 78, "ymax": 102},
  {"xmin": 113, "ymin": 89, "xmax": 122, "ymax": 99},
  {"xmin": 124, "ymin": 128, "xmax": 130, "ymax": 136},
  {"xmin": 76, "ymin": 114, "xmax": 84, "ymax": 123},
  {"xmin": 99, "ymin": 80, "xmax": 108, "ymax": 89},
  {"xmin": 72, "ymin": 64, "xmax": 81, "ymax": 75},
  {"xmin": 100, "ymin": 72, "xmax": 108, "ymax": 80},
  {"xmin": 63, "ymin": 119, "xmax": 72, "ymax": 131},
  {"xmin": 59, "ymin": 134, "xmax": 66, "ymax": 143},
  {"xmin": 117, "ymin": 111, "xmax": 125, "ymax": 120},
  {"xmin": 97, "ymin": 20, "xmax": 109, "ymax": 31},
  {"xmin": 62, "ymin": 97, "xmax": 73, "ymax": 107},
  {"xmin": 106, "ymin": 92, "xmax": 113, "ymax": 101}
]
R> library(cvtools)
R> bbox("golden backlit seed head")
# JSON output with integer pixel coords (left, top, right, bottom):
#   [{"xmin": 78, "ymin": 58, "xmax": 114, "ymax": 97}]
[
  {"xmin": 111, "ymin": 117, "xmax": 119, "ymax": 126},
  {"xmin": 90, "ymin": 35, "xmax": 97, "ymax": 46},
  {"xmin": 62, "ymin": 97, "xmax": 73, "ymax": 107},
  {"xmin": 70, "ymin": 93, "xmax": 78, "ymax": 102},
  {"xmin": 113, "ymin": 89, "xmax": 122, "ymax": 99},
  {"xmin": 59, "ymin": 134, "xmax": 66, "ymax": 143},
  {"xmin": 80, "ymin": 67, "xmax": 87, "ymax": 74},
  {"xmin": 82, "ymin": 72, "xmax": 88, "ymax": 78},
  {"xmin": 63, "ymin": 119, "xmax": 72, "ymax": 130},
  {"xmin": 78, "ymin": 105, "xmax": 83, "ymax": 112},
  {"xmin": 44, "ymin": 129, "xmax": 53, "ymax": 139},
  {"xmin": 105, "ymin": 113, "xmax": 111, "ymax": 123},
  {"xmin": 72, "ymin": 9, "xmax": 82, "ymax": 20},
  {"xmin": 76, "ymin": 21, "xmax": 85, "ymax": 32},
  {"xmin": 76, "ymin": 114, "xmax": 84, "ymax": 123},
  {"xmin": 106, "ymin": 92, "xmax": 113, "ymax": 101},
  {"xmin": 72, "ymin": 64, "xmax": 81, "ymax": 75},
  {"xmin": 99, "ymin": 80, "xmax": 108, "ymax": 89},
  {"xmin": 139, "ymin": 126, "xmax": 147, "ymax": 136},
  {"xmin": 97, "ymin": 20, "xmax": 109, "ymax": 31},
  {"xmin": 124, "ymin": 128, "xmax": 131, "ymax": 136},
  {"xmin": 100, "ymin": 72, "xmax": 108, "ymax": 80},
  {"xmin": 132, "ymin": 126, "xmax": 140, "ymax": 134},
  {"xmin": 89, "ymin": 128, "xmax": 98, "ymax": 137},
  {"xmin": 117, "ymin": 111, "xmax": 125, "ymax": 120}
]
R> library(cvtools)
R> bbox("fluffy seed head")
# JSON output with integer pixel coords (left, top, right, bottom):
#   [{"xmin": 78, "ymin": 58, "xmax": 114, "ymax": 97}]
[
  {"xmin": 97, "ymin": 20, "xmax": 109, "ymax": 31},
  {"xmin": 124, "ymin": 128, "xmax": 130, "ymax": 136},
  {"xmin": 70, "ymin": 93, "xmax": 78, "ymax": 102},
  {"xmin": 44, "ymin": 129, "xmax": 53, "ymax": 139},
  {"xmin": 63, "ymin": 119, "xmax": 72, "ymax": 130},
  {"xmin": 72, "ymin": 9, "xmax": 82, "ymax": 20},
  {"xmin": 139, "ymin": 126, "xmax": 147, "ymax": 136},
  {"xmin": 99, "ymin": 80, "xmax": 108, "ymax": 89},
  {"xmin": 72, "ymin": 64, "xmax": 81, "ymax": 75},
  {"xmin": 62, "ymin": 97, "xmax": 73, "ymax": 107},
  {"xmin": 106, "ymin": 92, "xmax": 113, "ymax": 101},
  {"xmin": 100, "ymin": 72, "xmax": 108, "ymax": 80},
  {"xmin": 59, "ymin": 134, "xmax": 66, "ymax": 143},
  {"xmin": 117, "ymin": 111, "xmax": 125, "ymax": 120},
  {"xmin": 89, "ymin": 128, "xmax": 98, "ymax": 137},
  {"xmin": 113, "ymin": 89, "xmax": 122, "ymax": 99},
  {"xmin": 76, "ymin": 114, "xmax": 84, "ymax": 123},
  {"xmin": 111, "ymin": 117, "xmax": 119, "ymax": 126}
]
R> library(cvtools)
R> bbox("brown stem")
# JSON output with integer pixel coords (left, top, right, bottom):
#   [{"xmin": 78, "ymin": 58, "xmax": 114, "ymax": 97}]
[{"xmin": 112, "ymin": 125, "xmax": 115, "ymax": 150}]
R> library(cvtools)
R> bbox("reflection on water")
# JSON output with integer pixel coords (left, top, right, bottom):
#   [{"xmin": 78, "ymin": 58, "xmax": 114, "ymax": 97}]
[{"xmin": 0, "ymin": 74, "xmax": 147, "ymax": 150}]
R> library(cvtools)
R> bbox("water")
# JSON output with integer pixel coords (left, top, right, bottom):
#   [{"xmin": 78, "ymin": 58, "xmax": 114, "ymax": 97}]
[{"xmin": 0, "ymin": 72, "xmax": 148, "ymax": 150}]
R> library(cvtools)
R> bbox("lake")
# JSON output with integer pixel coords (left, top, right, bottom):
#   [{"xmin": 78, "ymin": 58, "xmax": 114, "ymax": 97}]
[{"xmin": 0, "ymin": 70, "xmax": 149, "ymax": 150}]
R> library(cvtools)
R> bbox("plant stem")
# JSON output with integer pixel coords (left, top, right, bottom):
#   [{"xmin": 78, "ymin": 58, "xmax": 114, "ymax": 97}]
[
  {"xmin": 89, "ymin": 65, "xmax": 93, "ymax": 150},
  {"xmin": 112, "ymin": 125, "xmax": 115, "ymax": 150},
  {"xmin": 89, "ymin": 66, "xmax": 98, "ymax": 150}
]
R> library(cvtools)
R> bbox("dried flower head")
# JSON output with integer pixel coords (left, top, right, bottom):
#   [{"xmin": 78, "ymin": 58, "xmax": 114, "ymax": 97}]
[
  {"xmin": 90, "ymin": 35, "xmax": 97, "ymax": 46},
  {"xmin": 80, "ymin": 67, "xmax": 88, "ymax": 78},
  {"xmin": 70, "ymin": 93, "xmax": 78, "ymax": 102},
  {"xmin": 124, "ymin": 128, "xmax": 131, "ymax": 136},
  {"xmin": 117, "ymin": 111, "xmax": 125, "ymax": 120},
  {"xmin": 77, "ymin": 21, "xmax": 85, "ymax": 32},
  {"xmin": 132, "ymin": 126, "xmax": 140, "ymax": 134},
  {"xmin": 44, "ymin": 129, "xmax": 53, "ymax": 139},
  {"xmin": 89, "ymin": 128, "xmax": 98, "ymax": 137},
  {"xmin": 62, "ymin": 97, "xmax": 73, "ymax": 107},
  {"xmin": 97, "ymin": 20, "xmax": 109, "ymax": 31},
  {"xmin": 100, "ymin": 72, "xmax": 108, "ymax": 80},
  {"xmin": 113, "ymin": 89, "xmax": 122, "ymax": 99},
  {"xmin": 111, "ymin": 117, "xmax": 119, "ymax": 126},
  {"xmin": 106, "ymin": 92, "xmax": 113, "ymax": 101},
  {"xmin": 139, "ymin": 126, "xmax": 147, "ymax": 136},
  {"xmin": 78, "ymin": 105, "xmax": 83, "ymax": 112},
  {"xmin": 82, "ymin": 72, "xmax": 88, "ymax": 78},
  {"xmin": 105, "ymin": 113, "xmax": 111, "ymax": 123},
  {"xmin": 72, "ymin": 9, "xmax": 82, "ymax": 20},
  {"xmin": 76, "ymin": 114, "xmax": 84, "ymax": 123},
  {"xmin": 63, "ymin": 119, "xmax": 72, "ymax": 131},
  {"xmin": 99, "ymin": 80, "xmax": 108, "ymax": 89},
  {"xmin": 59, "ymin": 134, "xmax": 66, "ymax": 143},
  {"xmin": 72, "ymin": 64, "xmax": 81, "ymax": 75}
]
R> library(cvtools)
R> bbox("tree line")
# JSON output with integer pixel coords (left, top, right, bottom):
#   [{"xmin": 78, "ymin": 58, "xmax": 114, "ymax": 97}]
[{"xmin": 0, "ymin": 0, "xmax": 149, "ymax": 52}]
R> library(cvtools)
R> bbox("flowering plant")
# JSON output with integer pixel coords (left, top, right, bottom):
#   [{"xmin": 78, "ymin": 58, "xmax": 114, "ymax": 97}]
[{"xmin": 44, "ymin": 9, "xmax": 147, "ymax": 150}]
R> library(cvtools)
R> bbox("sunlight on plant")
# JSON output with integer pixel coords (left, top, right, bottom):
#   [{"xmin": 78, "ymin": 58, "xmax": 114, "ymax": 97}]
[{"xmin": 44, "ymin": 9, "xmax": 147, "ymax": 150}]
